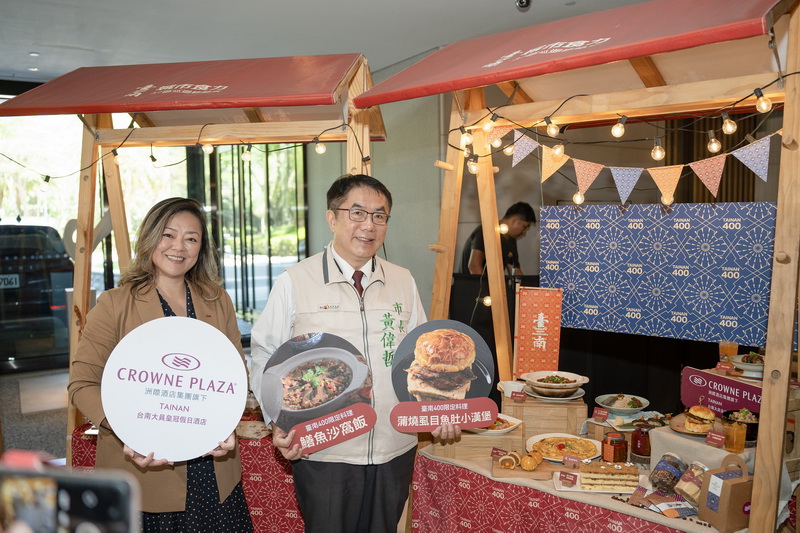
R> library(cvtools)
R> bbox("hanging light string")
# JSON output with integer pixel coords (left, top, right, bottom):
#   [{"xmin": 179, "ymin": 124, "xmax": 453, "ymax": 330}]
[{"xmin": 446, "ymin": 73, "xmax": 794, "ymax": 163}]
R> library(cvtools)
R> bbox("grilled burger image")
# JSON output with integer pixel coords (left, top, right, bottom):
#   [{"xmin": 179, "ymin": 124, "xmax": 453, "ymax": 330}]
[{"xmin": 406, "ymin": 328, "xmax": 476, "ymax": 401}]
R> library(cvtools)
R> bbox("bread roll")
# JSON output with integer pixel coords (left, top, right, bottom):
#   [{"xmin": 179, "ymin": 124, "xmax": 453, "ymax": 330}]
[{"xmin": 413, "ymin": 329, "xmax": 476, "ymax": 372}]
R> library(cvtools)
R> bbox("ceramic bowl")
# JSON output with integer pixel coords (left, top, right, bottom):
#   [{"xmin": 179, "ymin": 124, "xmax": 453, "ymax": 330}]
[
  {"xmin": 595, "ymin": 393, "xmax": 649, "ymax": 417},
  {"xmin": 730, "ymin": 354, "xmax": 765, "ymax": 378},
  {"xmin": 520, "ymin": 371, "xmax": 589, "ymax": 398}
]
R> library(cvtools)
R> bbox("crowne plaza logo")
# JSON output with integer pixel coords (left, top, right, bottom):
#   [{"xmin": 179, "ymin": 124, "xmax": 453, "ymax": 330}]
[{"xmin": 162, "ymin": 353, "xmax": 201, "ymax": 371}]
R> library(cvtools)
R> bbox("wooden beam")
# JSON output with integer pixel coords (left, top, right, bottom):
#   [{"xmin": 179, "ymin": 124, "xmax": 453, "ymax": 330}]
[
  {"xmin": 627, "ymin": 56, "xmax": 667, "ymax": 88},
  {"xmin": 750, "ymin": 6, "xmax": 800, "ymax": 532},
  {"xmin": 96, "ymin": 115, "xmax": 132, "ymax": 272},
  {"xmin": 95, "ymin": 120, "xmax": 347, "ymax": 147},
  {"xmin": 496, "ymin": 81, "xmax": 534, "ymax": 104},
  {"xmin": 347, "ymin": 60, "xmax": 371, "ymax": 175},
  {"xmin": 66, "ymin": 114, "xmax": 100, "ymax": 467},
  {"xmin": 428, "ymin": 90, "xmax": 474, "ymax": 320},
  {"xmin": 464, "ymin": 72, "xmax": 783, "ymax": 128},
  {"xmin": 472, "ymin": 125, "xmax": 514, "ymax": 382}
]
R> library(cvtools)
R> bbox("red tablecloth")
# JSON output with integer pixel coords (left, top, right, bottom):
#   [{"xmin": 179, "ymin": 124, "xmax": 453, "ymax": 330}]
[
  {"xmin": 411, "ymin": 454, "xmax": 686, "ymax": 533},
  {"xmin": 71, "ymin": 424, "xmax": 304, "ymax": 532}
]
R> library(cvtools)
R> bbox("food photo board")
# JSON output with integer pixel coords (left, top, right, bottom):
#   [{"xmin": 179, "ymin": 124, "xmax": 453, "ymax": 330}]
[
  {"xmin": 101, "ymin": 317, "xmax": 248, "ymax": 462},
  {"xmin": 258, "ymin": 332, "xmax": 377, "ymax": 453},
  {"xmin": 389, "ymin": 319, "xmax": 498, "ymax": 432},
  {"xmin": 540, "ymin": 202, "xmax": 776, "ymax": 347}
]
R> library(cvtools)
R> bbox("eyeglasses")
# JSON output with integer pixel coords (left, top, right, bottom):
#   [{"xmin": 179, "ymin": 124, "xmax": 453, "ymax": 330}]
[{"xmin": 334, "ymin": 208, "xmax": 391, "ymax": 225}]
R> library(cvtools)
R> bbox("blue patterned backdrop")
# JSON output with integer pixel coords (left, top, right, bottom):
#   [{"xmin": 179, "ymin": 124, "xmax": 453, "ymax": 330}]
[{"xmin": 539, "ymin": 203, "xmax": 776, "ymax": 347}]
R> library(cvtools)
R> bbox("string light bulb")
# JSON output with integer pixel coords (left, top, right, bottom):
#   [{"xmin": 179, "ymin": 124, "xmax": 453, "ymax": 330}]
[
  {"xmin": 754, "ymin": 88, "xmax": 772, "ymax": 113},
  {"xmin": 463, "ymin": 146, "xmax": 471, "ymax": 158},
  {"xmin": 241, "ymin": 145, "xmax": 252, "ymax": 162},
  {"xmin": 201, "ymin": 143, "xmax": 214, "ymax": 155},
  {"xmin": 503, "ymin": 144, "xmax": 514, "ymax": 156},
  {"xmin": 313, "ymin": 137, "xmax": 327, "ymax": 154},
  {"xmin": 651, "ymin": 138, "xmax": 665, "ymax": 161},
  {"xmin": 544, "ymin": 116, "xmax": 560, "ymax": 137},
  {"xmin": 467, "ymin": 155, "xmax": 479, "ymax": 174},
  {"xmin": 721, "ymin": 112, "xmax": 737, "ymax": 135},
  {"xmin": 481, "ymin": 296, "xmax": 492, "ymax": 307},
  {"xmin": 40, "ymin": 175, "xmax": 50, "ymax": 192},
  {"xmin": 707, "ymin": 130, "xmax": 721, "ymax": 153},
  {"xmin": 491, "ymin": 137, "xmax": 503, "ymax": 148},
  {"xmin": 498, "ymin": 223, "xmax": 509, "ymax": 235},
  {"xmin": 482, "ymin": 113, "xmax": 498, "ymax": 133},
  {"xmin": 611, "ymin": 115, "xmax": 628, "ymax": 138},
  {"xmin": 572, "ymin": 191, "xmax": 585, "ymax": 205},
  {"xmin": 459, "ymin": 126, "xmax": 473, "ymax": 147},
  {"xmin": 553, "ymin": 144, "xmax": 565, "ymax": 157},
  {"xmin": 661, "ymin": 194, "xmax": 674, "ymax": 206},
  {"xmin": 111, "ymin": 149, "xmax": 121, "ymax": 165}
]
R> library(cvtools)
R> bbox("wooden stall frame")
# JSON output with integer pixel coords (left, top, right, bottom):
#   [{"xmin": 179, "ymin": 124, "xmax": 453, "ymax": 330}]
[
  {"xmin": 64, "ymin": 55, "xmax": 380, "ymax": 465},
  {"xmin": 420, "ymin": 5, "xmax": 800, "ymax": 530}
]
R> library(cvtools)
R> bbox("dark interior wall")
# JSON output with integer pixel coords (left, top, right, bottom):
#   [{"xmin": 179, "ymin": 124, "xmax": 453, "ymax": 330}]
[{"xmin": 449, "ymin": 275, "xmax": 719, "ymax": 415}]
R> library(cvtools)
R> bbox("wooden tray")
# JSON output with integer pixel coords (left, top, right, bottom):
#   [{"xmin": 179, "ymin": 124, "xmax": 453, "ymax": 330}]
[{"xmin": 491, "ymin": 459, "xmax": 578, "ymax": 480}]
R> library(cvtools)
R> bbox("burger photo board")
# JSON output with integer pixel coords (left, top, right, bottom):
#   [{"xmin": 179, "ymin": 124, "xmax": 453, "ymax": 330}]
[
  {"xmin": 258, "ymin": 332, "xmax": 377, "ymax": 454},
  {"xmin": 101, "ymin": 317, "xmax": 248, "ymax": 462},
  {"xmin": 390, "ymin": 319, "xmax": 498, "ymax": 432}
]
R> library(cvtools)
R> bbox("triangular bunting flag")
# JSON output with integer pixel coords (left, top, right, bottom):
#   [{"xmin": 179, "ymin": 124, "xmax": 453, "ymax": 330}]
[
  {"xmin": 572, "ymin": 159, "xmax": 604, "ymax": 194},
  {"xmin": 512, "ymin": 130, "xmax": 539, "ymax": 167},
  {"xmin": 647, "ymin": 164, "xmax": 684, "ymax": 200},
  {"xmin": 609, "ymin": 167, "xmax": 643, "ymax": 204},
  {"xmin": 541, "ymin": 146, "xmax": 570, "ymax": 182},
  {"xmin": 487, "ymin": 125, "xmax": 513, "ymax": 146},
  {"xmin": 689, "ymin": 154, "xmax": 727, "ymax": 197},
  {"xmin": 731, "ymin": 136, "xmax": 771, "ymax": 182}
]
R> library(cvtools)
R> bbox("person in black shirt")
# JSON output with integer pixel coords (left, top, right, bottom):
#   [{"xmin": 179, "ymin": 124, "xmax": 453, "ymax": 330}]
[{"xmin": 460, "ymin": 202, "xmax": 536, "ymax": 275}]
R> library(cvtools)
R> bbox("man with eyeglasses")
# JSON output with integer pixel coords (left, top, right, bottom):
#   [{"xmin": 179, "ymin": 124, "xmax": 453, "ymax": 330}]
[
  {"xmin": 460, "ymin": 202, "xmax": 536, "ymax": 276},
  {"xmin": 250, "ymin": 174, "xmax": 459, "ymax": 533}
]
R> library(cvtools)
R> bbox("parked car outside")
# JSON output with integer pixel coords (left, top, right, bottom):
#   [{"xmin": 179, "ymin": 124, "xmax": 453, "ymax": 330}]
[{"xmin": 0, "ymin": 224, "xmax": 74, "ymax": 373}]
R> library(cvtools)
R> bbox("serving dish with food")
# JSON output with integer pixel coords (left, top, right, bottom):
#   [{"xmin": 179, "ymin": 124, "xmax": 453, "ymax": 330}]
[
  {"xmin": 723, "ymin": 408, "xmax": 759, "ymax": 443},
  {"xmin": 668, "ymin": 405, "xmax": 723, "ymax": 436},
  {"xmin": 519, "ymin": 371, "xmax": 589, "ymax": 398},
  {"xmin": 595, "ymin": 393, "xmax": 649, "ymax": 416},
  {"xmin": 260, "ymin": 347, "xmax": 370, "ymax": 425},
  {"xmin": 730, "ymin": 352, "xmax": 765, "ymax": 378},
  {"xmin": 463, "ymin": 413, "xmax": 523, "ymax": 435},
  {"xmin": 526, "ymin": 433, "xmax": 601, "ymax": 462},
  {"xmin": 524, "ymin": 386, "xmax": 586, "ymax": 402}
]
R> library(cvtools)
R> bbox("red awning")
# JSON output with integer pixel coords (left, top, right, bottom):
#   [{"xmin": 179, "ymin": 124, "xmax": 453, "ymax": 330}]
[
  {"xmin": 354, "ymin": 0, "xmax": 782, "ymax": 108},
  {"xmin": 0, "ymin": 54, "xmax": 363, "ymax": 116}
]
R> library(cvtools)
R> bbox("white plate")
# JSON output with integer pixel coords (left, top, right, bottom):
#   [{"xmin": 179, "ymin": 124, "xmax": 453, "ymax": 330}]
[
  {"xmin": 524, "ymin": 386, "xmax": 586, "ymax": 402},
  {"xmin": 526, "ymin": 432, "xmax": 601, "ymax": 462},
  {"xmin": 463, "ymin": 413, "xmax": 523, "ymax": 435},
  {"xmin": 552, "ymin": 472, "xmax": 647, "ymax": 494},
  {"xmin": 730, "ymin": 354, "xmax": 765, "ymax": 378},
  {"xmin": 519, "ymin": 371, "xmax": 589, "ymax": 388},
  {"xmin": 595, "ymin": 393, "xmax": 649, "ymax": 416}
]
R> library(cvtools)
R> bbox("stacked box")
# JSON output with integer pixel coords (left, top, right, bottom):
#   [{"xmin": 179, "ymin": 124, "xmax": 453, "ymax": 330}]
[
  {"xmin": 428, "ymin": 424, "xmax": 526, "ymax": 460},
  {"xmin": 501, "ymin": 396, "xmax": 587, "ymax": 443}
]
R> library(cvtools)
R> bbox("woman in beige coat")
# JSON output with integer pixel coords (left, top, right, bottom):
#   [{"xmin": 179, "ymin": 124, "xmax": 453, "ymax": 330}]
[{"xmin": 68, "ymin": 198, "xmax": 253, "ymax": 532}]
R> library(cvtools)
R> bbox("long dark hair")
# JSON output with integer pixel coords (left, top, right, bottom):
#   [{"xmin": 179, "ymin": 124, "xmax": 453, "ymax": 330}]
[{"xmin": 118, "ymin": 197, "xmax": 222, "ymax": 300}]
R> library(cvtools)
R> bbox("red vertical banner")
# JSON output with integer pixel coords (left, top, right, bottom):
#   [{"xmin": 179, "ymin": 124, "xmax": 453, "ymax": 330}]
[{"xmin": 513, "ymin": 287, "xmax": 563, "ymax": 377}]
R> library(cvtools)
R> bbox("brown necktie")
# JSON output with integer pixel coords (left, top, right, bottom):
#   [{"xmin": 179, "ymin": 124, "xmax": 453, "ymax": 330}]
[{"xmin": 352, "ymin": 270, "xmax": 364, "ymax": 296}]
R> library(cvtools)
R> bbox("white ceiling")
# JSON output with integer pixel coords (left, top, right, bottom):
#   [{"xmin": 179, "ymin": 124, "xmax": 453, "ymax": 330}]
[{"xmin": 0, "ymin": 0, "xmax": 647, "ymax": 84}]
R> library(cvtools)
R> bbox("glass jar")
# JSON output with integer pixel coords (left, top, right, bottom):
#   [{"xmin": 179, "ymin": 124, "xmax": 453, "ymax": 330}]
[
  {"xmin": 631, "ymin": 424, "xmax": 653, "ymax": 456},
  {"xmin": 674, "ymin": 461, "xmax": 708, "ymax": 506},
  {"xmin": 602, "ymin": 431, "xmax": 628, "ymax": 462},
  {"xmin": 649, "ymin": 452, "xmax": 688, "ymax": 494}
]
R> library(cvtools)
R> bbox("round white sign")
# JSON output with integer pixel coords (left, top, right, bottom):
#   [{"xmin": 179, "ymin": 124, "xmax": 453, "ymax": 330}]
[{"xmin": 101, "ymin": 317, "xmax": 247, "ymax": 462}]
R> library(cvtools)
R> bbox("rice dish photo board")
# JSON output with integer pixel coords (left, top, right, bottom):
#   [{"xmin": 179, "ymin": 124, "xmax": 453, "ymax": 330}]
[
  {"xmin": 101, "ymin": 317, "xmax": 248, "ymax": 462},
  {"xmin": 258, "ymin": 332, "xmax": 377, "ymax": 454}
]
